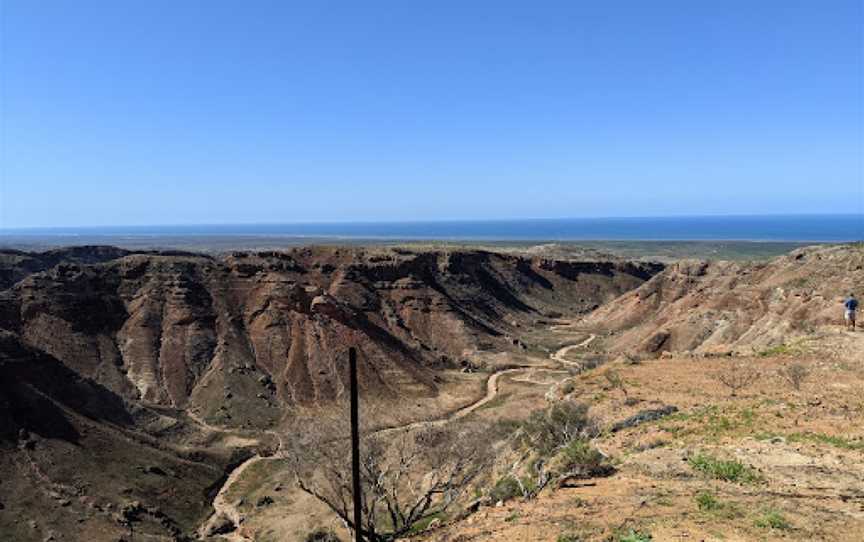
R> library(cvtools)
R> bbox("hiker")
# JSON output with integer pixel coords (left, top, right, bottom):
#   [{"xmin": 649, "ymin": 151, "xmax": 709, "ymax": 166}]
[{"xmin": 844, "ymin": 293, "xmax": 858, "ymax": 331}]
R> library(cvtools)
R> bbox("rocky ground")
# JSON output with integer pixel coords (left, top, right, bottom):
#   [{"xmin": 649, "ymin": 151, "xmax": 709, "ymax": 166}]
[
  {"xmin": 410, "ymin": 325, "xmax": 864, "ymax": 542},
  {"xmin": 1, "ymin": 243, "xmax": 861, "ymax": 541}
]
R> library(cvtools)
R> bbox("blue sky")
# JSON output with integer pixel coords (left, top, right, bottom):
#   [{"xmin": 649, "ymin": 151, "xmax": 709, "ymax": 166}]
[{"xmin": 1, "ymin": 1, "xmax": 862, "ymax": 228}]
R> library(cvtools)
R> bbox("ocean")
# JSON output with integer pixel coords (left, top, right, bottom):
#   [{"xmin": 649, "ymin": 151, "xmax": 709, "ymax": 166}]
[{"xmin": 2, "ymin": 214, "xmax": 861, "ymax": 243}]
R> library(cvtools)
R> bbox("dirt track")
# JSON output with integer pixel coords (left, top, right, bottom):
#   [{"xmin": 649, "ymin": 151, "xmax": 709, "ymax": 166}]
[
  {"xmin": 550, "ymin": 333, "xmax": 596, "ymax": 366},
  {"xmin": 200, "ymin": 331, "xmax": 600, "ymax": 540}
]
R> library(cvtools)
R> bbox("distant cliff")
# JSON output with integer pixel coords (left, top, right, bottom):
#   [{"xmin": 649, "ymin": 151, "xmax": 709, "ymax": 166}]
[{"xmin": 0, "ymin": 246, "xmax": 661, "ymax": 428}]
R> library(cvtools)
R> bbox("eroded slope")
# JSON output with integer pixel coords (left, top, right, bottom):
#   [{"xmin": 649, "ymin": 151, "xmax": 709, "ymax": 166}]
[{"xmin": 582, "ymin": 244, "xmax": 863, "ymax": 354}]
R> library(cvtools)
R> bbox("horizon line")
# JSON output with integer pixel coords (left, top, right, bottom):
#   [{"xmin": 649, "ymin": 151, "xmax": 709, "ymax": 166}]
[{"xmin": 1, "ymin": 212, "xmax": 861, "ymax": 232}]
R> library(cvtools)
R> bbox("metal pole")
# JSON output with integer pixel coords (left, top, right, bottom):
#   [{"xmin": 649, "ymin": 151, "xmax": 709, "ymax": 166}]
[{"xmin": 349, "ymin": 347, "xmax": 363, "ymax": 542}]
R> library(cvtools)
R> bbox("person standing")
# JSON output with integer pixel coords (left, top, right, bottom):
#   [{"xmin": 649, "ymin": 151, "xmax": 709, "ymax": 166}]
[{"xmin": 844, "ymin": 293, "xmax": 858, "ymax": 331}]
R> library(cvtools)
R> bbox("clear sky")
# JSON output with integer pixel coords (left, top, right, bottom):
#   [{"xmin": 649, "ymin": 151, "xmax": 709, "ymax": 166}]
[{"xmin": 1, "ymin": 1, "xmax": 862, "ymax": 228}]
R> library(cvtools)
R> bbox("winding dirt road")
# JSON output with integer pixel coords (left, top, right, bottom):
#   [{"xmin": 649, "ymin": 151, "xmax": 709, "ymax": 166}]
[
  {"xmin": 375, "ymin": 366, "xmax": 532, "ymax": 437},
  {"xmin": 192, "ymin": 413, "xmax": 283, "ymax": 541},
  {"xmin": 200, "ymin": 333, "xmax": 599, "ymax": 540},
  {"xmin": 199, "ymin": 365, "xmax": 533, "ymax": 540},
  {"xmin": 551, "ymin": 334, "xmax": 597, "ymax": 367}
]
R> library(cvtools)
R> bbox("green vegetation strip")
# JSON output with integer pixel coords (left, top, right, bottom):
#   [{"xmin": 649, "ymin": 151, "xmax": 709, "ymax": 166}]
[
  {"xmin": 789, "ymin": 432, "xmax": 864, "ymax": 451},
  {"xmin": 694, "ymin": 491, "xmax": 743, "ymax": 519},
  {"xmin": 756, "ymin": 431, "xmax": 864, "ymax": 451},
  {"xmin": 659, "ymin": 405, "xmax": 758, "ymax": 441},
  {"xmin": 754, "ymin": 509, "xmax": 792, "ymax": 530},
  {"xmin": 617, "ymin": 529, "xmax": 653, "ymax": 542},
  {"xmin": 688, "ymin": 453, "xmax": 762, "ymax": 484}
]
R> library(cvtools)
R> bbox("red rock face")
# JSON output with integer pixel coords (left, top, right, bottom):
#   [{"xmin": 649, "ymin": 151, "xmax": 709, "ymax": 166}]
[{"xmin": 0, "ymin": 246, "xmax": 660, "ymax": 425}]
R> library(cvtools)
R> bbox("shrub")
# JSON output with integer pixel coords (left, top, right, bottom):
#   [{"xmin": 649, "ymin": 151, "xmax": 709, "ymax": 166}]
[
  {"xmin": 758, "ymin": 344, "xmax": 794, "ymax": 357},
  {"xmin": 695, "ymin": 491, "xmax": 720, "ymax": 511},
  {"xmin": 305, "ymin": 528, "xmax": 341, "ymax": 542},
  {"xmin": 603, "ymin": 369, "xmax": 627, "ymax": 396},
  {"xmin": 507, "ymin": 403, "xmax": 610, "ymax": 498},
  {"xmin": 556, "ymin": 438, "xmax": 611, "ymax": 478},
  {"xmin": 712, "ymin": 362, "xmax": 760, "ymax": 396},
  {"xmin": 289, "ymin": 417, "xmax": 490, "ymax": 542},
  {"xmin": 688, "ymin": 453, "xmax": 761, "ymax": 484},
  {"xmin": 518, "ymin": 402, "xmax": 597, "ymax": 456},
  {"xmin": 579, "ymin": 356, "xmax": 605, "ymax": 371},
  {"xmin": 618, "ymin": 529, "xmax": 652, "ymax": 542},
  {"xmin": 777, "ymin": 363, "xmax": 809, "ymax": 391},
  {"xmin": 406, "ymin": 512, "xmax": 444, "ymax": 534},
  {"xmin": 693, "ymin": 491, "xmax": 744, "ymax": 519},
  {"xmin": 557, "ymin": 534, "xmax": 582, "ymax": 542},
  {"xmin": 754, "ymin": 509, "xmax": 791, "ymax": 530},
  {"xmin": 488, "ymin": 476, "xmax": 522, "ymax": 502}
]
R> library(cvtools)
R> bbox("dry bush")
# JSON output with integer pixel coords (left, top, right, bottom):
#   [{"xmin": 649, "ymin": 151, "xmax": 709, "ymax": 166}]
[
  {"xmin": 602, "ymin": 369, "xmax": 628, "ymax": 397},
  {"xmin": 286, "ymin": 410, "xmax": 491, "ymax": 542},
  {"xmin": 305, "ymin": 528, "xmax": 342, "ymax": 542},
  {"xmin": 712, "ymin": 361, "xmax": 760, "ymax": 396},
  {"xmin": 777, "ymin": 363, "xmax": 809, "ymax": 391},
  {"xmin": 579, "ymin": 356, "xmax": 606, "ymax": 371},
  {"xmin": 508, "ymin": 402, "xmax": 608, "ymax": 497},
  {"xmin": 517, "ymin": 402, "xmax": 598, "ymax": 456}
]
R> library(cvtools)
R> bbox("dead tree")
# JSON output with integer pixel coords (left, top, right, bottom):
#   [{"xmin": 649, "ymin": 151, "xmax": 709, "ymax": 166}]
[
  {"xmin": 777, "ymin": 363, "xmax": 809, "ymax": 391},
  {"xmin": 602, "ymin": 369, "xmax": 628, "ymax": 398},
  {"xmin": 287, "ymin": 414, "xmax": 490, "ymax": 542},
  {"xmin": 712, "ymin": 361, "xmax": 760, "ymax": 396}
]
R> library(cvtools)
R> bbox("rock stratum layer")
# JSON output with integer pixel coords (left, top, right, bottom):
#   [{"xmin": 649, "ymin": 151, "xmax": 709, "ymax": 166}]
[
  {"xmin": 1, "ymin": 246, "xmax": 660, "ymax": 424},
  {"xmin": 0, "ymin": 245, "xmax": 660, "ymax": 541},
  {"xmin": 584, "ymin": 244, "xmax": 864, "ymax": 354}
]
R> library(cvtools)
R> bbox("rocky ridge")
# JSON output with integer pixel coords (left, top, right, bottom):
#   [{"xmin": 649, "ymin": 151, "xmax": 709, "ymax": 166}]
[
  {"xmin": 582, "ymin": 244, "xmax": 864, "ymax": 354},
  {"xmin": 1, "ymin": 247, "xmax": 660, "ymax": 425},
  {"xmin": 0, "ymin": 245, "xmax": 660, "ymax": 541}
]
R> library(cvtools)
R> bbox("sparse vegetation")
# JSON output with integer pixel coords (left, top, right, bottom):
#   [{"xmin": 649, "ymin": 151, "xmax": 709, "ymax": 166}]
[
  {"xmin": 305, "ymin": 528, "xmax": 342, "ymax": 542},
  {"xmin": 517, "ymin": 402, "xmax": 598, "ymax": 457},
  {"xmin": 557, "ymin": 439, "xmax": 609, "ymax": 477},
  {"xmin": 756, "ymin": 430, "xmax": 864, "ymax": 451},
  {"xmin": 758, "ymin": 344, "xmax": 794, "ymax": 357},
  {"xmin": 695, "ymin": 491, "xmax": 720, "ymax": 511},
  {"xmin": 569, "ymin": 496, "xmax": 589, "ymax": 508},
  {"xmin": 477, "ymin": 391, "xmax": 511, "ymax": 411},
  {"xmin": 406, "ymin": 512, "xmax": 445, "ymax": 534},
  {"xmin": 694, "ymin": 491, "xmax": 744, "ymax": 519},
  {"xmin": 777, "ymin": 363, "xmax": 809, "ymax": 391},
  {"xmin": 712, "ymin": 361, "xmax": 760, "ymax": 396},
  {"xmin": 617, "ymin": 529, "xmax": 653, "ymax": 542},
  {"xmin": 754, "ymin": 509, "xmax": 791, "ymax": 530},
  {"xmin": 491, "ymin": 402, "xmax": 611, "ymax": 501},
  {"xmin": 287, "ymin": 415, "xmax": 491, "ymax": 542},
  {"xmin": 688, "ymin": 453, "xmax": 761, "ymax": 484},
  {"xmin": 581, "ymin": 356, "xmax": 606, "ymax": 371},
  {"xmin": 489, "ymin": 476, "xmax": 522, "ymax": 502},
  {"xmin": 788, "ymin": 432, "xmax": 864, "ymax": 451},
  {"xmin": 658, "ymin": 404, "xmax": 759, "ymax": 441},
  {"xmin": 602, "ymin": 369, "xmax": 628, "ymax": 397},
  {"xmin": 9, "ymin": 243, "xmax": 863, "ymax": 541},
  {"xmin": 759, "ymin": 338, "xmax": 811, "ymax": 358}
]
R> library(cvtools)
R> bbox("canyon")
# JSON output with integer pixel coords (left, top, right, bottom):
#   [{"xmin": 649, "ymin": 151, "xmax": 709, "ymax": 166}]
[{"xmin": 1, "ymin": 243, "xmax": 861, "ymax": 541}]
